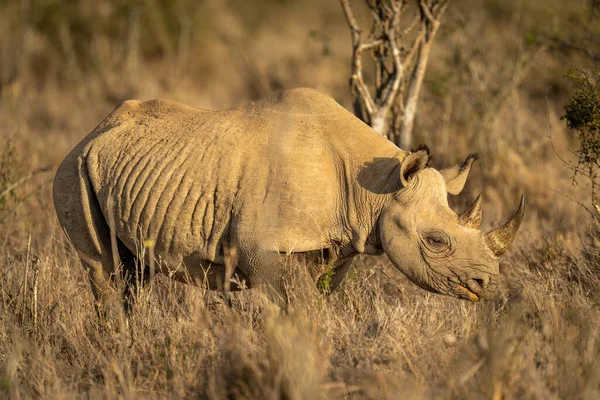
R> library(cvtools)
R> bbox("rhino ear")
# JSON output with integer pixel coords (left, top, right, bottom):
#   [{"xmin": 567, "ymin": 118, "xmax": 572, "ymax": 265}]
[
  {"xmin": 440, "ymin": 153, "xmax": 479, "ymax": 195},
  {"xmin": 400, "ymin": 150, "xmax": 429, "ymax": 187}
]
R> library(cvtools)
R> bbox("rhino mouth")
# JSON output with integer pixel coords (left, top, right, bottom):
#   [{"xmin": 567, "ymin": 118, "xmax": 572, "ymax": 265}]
[{"xmin": 454, "ymin": 284, "xmax": 480, "ymax": 302}]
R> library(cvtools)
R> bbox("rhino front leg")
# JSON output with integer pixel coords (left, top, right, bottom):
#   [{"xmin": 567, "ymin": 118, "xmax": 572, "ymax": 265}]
[
  {"xmin": 326, "ymin": 256, "xmax": 356, "ymax": 293},
  {"xmin": 236, "ymin": 246, "xmax": 318, "ymax": 308},
  {"xmin": 236, "ymin": 248, "xmax": 288, "ymax": 307}
]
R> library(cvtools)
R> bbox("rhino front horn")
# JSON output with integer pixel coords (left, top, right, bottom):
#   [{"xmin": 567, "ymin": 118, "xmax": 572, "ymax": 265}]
[
  {"xmin": 485, "ymin": 194, "xmax": 525, "ymax": 257},
  {"xmin": 458, "ymin": 194, "xmax": 483, "ymax": 229}
]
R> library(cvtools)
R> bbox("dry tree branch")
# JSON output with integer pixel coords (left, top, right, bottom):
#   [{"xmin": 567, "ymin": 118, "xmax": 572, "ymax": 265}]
[
  {"xmin": 542, "ymin": 35, "xmax": 600, "ymax": 63},
  {"xmin": 403, "ymin": 14, "xmax": 421, "ymax": 36},
  {"xmin": 340, "ymin": 0, "xmax": 450, "ymax": 148},
  {"xmin": 381, "ymin": 2, "xmax": 404, "ymax": 112},
  {"xmin": 404, "ymin": 29, "xmax": 424, "ymax": 65},
  {"xmin": 0, "ymin": 178, "xmax": 53, "ymax": 225},
  {"xmin": 359, "ymin": 40, "xmax": 384, "ymax": 51},
  {"xmin": 481, "ymin": 43, "xmax": 549, "ymax": 130},
  {"xmin": 397, "ymin": 0, "xmax": 449, "ymax": 148},
  {"xmin": 419, "ymin": 0, "xmax": 436, "ymax": 24},
  {"xmin": 340, "ymin": 0, "xmax": 376, "ymax": 118},
  {"xmin": 0, "ymin": 166, "xmax": 53, "ymax": 226},
  {"xmin": 0, "ymin": 166, "xmax": 51, "ymax": 201}
]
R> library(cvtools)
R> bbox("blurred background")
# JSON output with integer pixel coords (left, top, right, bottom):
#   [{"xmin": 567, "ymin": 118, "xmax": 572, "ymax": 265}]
[{"xmin": 1, "ymin": 0, "xmax": 598, "ymax": 239}]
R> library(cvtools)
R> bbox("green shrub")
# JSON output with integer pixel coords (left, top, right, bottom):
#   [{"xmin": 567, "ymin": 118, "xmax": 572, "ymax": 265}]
[{"xmin": 562, "ymin": 69, "xmax": 600, "ymax": 219}]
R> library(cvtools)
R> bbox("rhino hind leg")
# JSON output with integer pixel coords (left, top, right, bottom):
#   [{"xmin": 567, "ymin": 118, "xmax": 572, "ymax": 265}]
[
  {"xmin": 116, "ymin": 238, "xmax": 150, "ymax": 313},
  {"xmin": 53, "ymin": 155, "xmax": 122, "ymax": 316}
]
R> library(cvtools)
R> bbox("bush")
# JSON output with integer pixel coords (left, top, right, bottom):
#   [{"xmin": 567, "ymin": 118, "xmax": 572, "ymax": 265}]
[{"xmin": 562, "ymin": 69, "xmax": 600, "ymax": 220}]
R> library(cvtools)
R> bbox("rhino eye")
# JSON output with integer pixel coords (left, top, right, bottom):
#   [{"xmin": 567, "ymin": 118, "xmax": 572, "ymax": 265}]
[{"xmin": 423, "ymin": 231, "xmax": 451, "ymax": 253}]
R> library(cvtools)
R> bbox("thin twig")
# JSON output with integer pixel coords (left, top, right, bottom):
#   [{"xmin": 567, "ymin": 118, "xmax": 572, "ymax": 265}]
[
  {"xmin": 402, "ymin": 14, "xmax": 421, "ymax": 36},
  {"xmin": 419, "ymin": 0, "xmax": 436, "ymax": 24},
  {"xmin": 482, "ymin": 44, "xmax": 549, "ymax": 129},
  {"xmin": 551, "ymin": 188, "xmax": 598, "ymax": 222},
  {"xmin": 0, "ymin": 178, "xmax": 53, "ymax": 225},
  {"xmin": 340, "ymin": 0, "xmax": 361, "ymax": 33},
  {"xmin": 32, "ymin": 257, "xmax": 39, "ymax": 332},
  {"xmin": 358, "ymin": 40, "xmax": 384, "ymax": 51},
  {"xmin": 18, "ymin": 233, "xmax": 32, "ymax": 323},
  {"xmin": 340, "ymin": 0, "xmax": 376, "ymax": 115},
  {"xmin": 0, "ymin": 166, "xmax": 51, "ymax": 201},
  {"xmin": 543, "ymin": 36, "xmax": 600, "ymax": 62}
]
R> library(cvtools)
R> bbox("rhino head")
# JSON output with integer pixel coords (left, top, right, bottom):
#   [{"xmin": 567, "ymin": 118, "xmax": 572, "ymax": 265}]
[{"xmin": 377, "ymin": 150, "xmax": 524, "ymax": 302}]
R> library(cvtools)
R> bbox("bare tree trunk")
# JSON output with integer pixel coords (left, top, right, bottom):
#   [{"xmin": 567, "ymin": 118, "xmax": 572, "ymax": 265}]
[
  {"xmin": 371, "ymin": 110, "xmax": 388, "ymax": 136},
  {"xmin": 399, "ymin": 21, "xmax": 438, "ymax": 148}
]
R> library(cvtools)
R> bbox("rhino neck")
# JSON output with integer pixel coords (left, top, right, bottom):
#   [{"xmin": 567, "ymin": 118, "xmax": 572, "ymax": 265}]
[
  {"xmin": 264, "ymin": 94, "xmax": 406, "ymax": 256},
  {"xmin": 340, "ymin": 149, "xmax": 405, "ymax": 256}
]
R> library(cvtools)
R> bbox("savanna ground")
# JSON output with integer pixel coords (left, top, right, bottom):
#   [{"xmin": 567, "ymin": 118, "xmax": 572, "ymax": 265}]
[{"xmin": 0, "ymin": 0, "xmax": 599, "ymax": 398}]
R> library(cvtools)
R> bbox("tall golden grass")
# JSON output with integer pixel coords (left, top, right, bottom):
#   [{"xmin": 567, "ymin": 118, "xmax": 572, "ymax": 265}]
[{"xmin": 0, "ymin": 0, "xmax": 598, "ymax": 398}]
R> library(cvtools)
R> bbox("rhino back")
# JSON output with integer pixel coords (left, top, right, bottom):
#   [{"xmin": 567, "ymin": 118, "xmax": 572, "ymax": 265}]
[{"xmin": 82, "ymin": 92, "xmax": 359, "ymax": 266}]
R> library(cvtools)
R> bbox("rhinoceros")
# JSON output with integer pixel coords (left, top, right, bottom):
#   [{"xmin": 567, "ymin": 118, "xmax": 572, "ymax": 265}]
[{"xmin": 53, "ymin": 88, "xmax": 524, "ymax": 309}]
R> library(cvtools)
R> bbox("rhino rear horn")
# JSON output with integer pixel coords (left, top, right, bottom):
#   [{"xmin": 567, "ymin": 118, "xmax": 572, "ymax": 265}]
[
  {"xmin": 485, "ymin": 194, "xmax": 525, "ymax": 257},
  {"xmin": 458, "ymin": 195, "xmax": 483, "ymax": 229},
  {"xmin": 440, "ymin": 153, "xmax": 479, "ymax": 195}
]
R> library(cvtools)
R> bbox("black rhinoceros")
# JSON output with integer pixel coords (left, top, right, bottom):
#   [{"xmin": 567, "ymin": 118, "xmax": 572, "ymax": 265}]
[{"xmin": 53, "ymin": 88, "xmax": 524, "ymax": 309}]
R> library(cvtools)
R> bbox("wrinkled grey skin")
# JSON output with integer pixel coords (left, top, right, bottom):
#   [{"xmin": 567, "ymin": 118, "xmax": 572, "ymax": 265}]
[{"xmin": 53, "ymin": 88, "xmax": 524, "ymax": 309}]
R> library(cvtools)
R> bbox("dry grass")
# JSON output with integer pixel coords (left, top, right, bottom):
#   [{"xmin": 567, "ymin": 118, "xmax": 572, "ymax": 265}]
[
  {"xmin": 0, "ymin": 0, "xmax": 599, "ymax": 398},
  {"xmin": 0, "ymin": 229, "xmax": 598, "ymax": 398}
]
